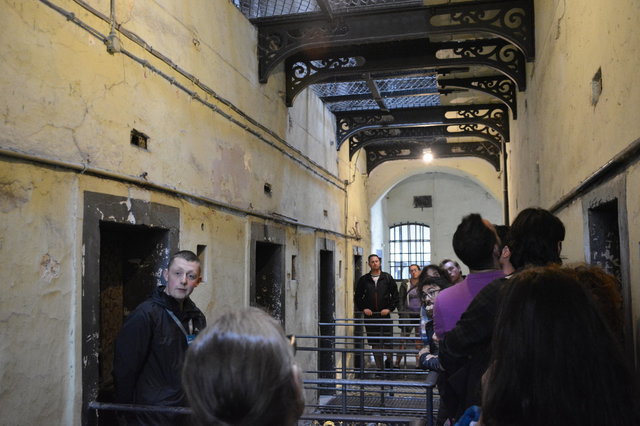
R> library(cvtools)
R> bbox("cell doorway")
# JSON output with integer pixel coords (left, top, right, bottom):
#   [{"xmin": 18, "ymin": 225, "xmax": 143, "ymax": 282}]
[
  {"xmin": 98, "ymin": 222, "xmax": 170, "ymax": 405},
  {"xmin": 82, "ymin": 191, "xmax": 179, "ymax": 426},
  {"xmin": 582, "ymin": 176, "xmax": 633, "ymax": 363},
  {"xmin": 252, "ymin": 241, "xmax": 285, "ymax": 325},
  {"xmin": 318, "ymin": 249, "xmax": 336, "ymax": 382}
]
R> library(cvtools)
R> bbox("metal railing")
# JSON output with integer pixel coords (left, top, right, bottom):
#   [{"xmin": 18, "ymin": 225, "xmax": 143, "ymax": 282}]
[
  {"xmin": 87, "ymin": 314, "xmax": 437, "ymax": 426},
  {"xmin": 296, "ymin": 315, "xmax": 438, "ymax": 426}
]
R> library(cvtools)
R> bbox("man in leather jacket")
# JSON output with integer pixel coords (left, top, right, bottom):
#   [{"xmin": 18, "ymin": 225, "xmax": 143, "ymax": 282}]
[{"xmin": 354, "ymin": 254, "xmax": 399, "ymax": 370}]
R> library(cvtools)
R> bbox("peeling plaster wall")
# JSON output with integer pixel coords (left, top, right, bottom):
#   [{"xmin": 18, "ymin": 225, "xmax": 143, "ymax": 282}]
[
  {"xmin": 511, "ymin": 0, "xmax": 640, "ymax": 211},
  {"xmin": 0, "ymin": 0, "xmax": 346, "ymax": 222},
  {"xmin": 0, "ymin": 162, "xmax": 80, "ymax": 425},
  {"xmin": 0, "ymin": 0, "xmax": 369, "ymax": 423},
  {"xmin": 510, "ymin": 0, "xmax": 640, "ymax": 364}
]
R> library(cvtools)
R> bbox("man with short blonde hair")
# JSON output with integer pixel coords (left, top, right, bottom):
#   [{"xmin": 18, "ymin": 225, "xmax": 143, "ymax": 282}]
[{"xmin": 114, "ymin": 250, "xmax": 207, "ymax": 424}]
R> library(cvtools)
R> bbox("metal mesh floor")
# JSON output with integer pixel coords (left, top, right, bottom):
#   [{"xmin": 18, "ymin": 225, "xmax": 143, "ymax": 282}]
[{"xmin": 319, "ymin": 394, "xmax": 436, "ymax": 415}]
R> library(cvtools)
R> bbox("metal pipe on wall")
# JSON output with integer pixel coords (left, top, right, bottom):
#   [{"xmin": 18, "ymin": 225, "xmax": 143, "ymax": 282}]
[{"xmin": 0, "ymin": 147, "xmax": 356, "ymax": 240}]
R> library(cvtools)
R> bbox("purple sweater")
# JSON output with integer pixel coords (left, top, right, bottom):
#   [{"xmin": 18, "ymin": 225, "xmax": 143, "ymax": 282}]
[{"xmin": 433, "ymin": 269, "xmax": 505, "ymax": 339}]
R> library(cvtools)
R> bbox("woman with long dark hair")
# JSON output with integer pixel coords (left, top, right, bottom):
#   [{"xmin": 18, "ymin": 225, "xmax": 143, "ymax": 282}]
[{"xmin": 481, "ymin": 266, "xmax": 640, "ymax": 426}]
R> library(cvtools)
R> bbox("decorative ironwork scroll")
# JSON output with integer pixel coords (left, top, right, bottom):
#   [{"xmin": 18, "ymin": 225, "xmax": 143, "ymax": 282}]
[
  {"xmin": 285, "ymin": 38, "xmax": 525, "ymax": 105},
  {"xmin": 365, "ymin": 141, "xmax": 501, "ymax": 173},
  {"xmin": 347, "ymin": 124, "xmax": 504, "ymax": 158},
  {"xmin": 254, "ymin": 0, "xmax": 534, "ymax": 82},
  {"xmin": 336, "ymin": 104, "xmax": 509, "ymax": 147},
  {"xmin": 439, "ymin": 76, "xmax": 517, "ymax": 118},
  {"xmin": 428, "ymin": 0, "xmax": 534, "ymax": 61},
  {"xmin": 366, "ymin": 141, "xmax": 501, "ymax": 173}
]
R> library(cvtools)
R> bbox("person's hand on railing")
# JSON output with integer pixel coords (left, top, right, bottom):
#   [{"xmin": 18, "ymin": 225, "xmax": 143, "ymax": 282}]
[
  {"xmin": 380, "ymin": 309, "xmax": 390, "ymax": 316},
  {"xmin": 362, "ymin": 308, "xmax": 373, "ymax": 316}
]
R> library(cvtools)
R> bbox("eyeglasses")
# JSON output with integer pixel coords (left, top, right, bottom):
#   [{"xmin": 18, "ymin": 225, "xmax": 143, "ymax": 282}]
[{"xmin": 421, "ymin": 289, "xmax": 440, "ymax": 299}]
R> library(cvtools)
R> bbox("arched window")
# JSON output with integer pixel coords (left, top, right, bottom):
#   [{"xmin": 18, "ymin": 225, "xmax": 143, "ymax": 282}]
[{"xmin": 389, "ymin": 223, "xmax": 431, "ymax": 279}]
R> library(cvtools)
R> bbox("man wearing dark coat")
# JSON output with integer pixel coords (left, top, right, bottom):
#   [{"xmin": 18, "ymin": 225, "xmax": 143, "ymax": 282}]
[
  {"xmin": 113, "ymin": 250, "xmax": 206, "ymax": 425},
  {"xmin": 354, "ymin": 254, "xmax": 399, "ymax": 370}
]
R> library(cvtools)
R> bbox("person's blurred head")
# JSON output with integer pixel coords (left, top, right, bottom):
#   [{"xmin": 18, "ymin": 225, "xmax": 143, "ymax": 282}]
[
  {"xmin": 482, "ymin": 266, "xmax": 639, "ymax": 426},
  {"xmin": 507, "ymin": 208, "xmax": 565, "ymax": 270},
  {"xmin": 439, "ymin": 259, "xmax": 463, "ymax": 284},
  {"xmin": 419, "ymin": 264, "xmax": 447, "ymax": 287},
  {"xmin": 452, "ymin": 213, "xmax": 500, "ymax": 271},
  {"xmin": 367, "ymin": 254, "xmax": 381, "ymax": 274},
  {"xmin": 163, "ymin": 250, "xmax": 202, "ymax": 302},
  {"xmin": 568, "ymin": 264, "xmax": 624, "ymax": 342},
  {"xmin": 418, "ymin": 275, "xmax": 449, "ymax": 317},
  {"xmin": 408, "ymin": 264, "xmax": 421, "ymax": 281},
  {"xmin": 183, "ymin": 307, "xmax": 304, "ymax": 426}
]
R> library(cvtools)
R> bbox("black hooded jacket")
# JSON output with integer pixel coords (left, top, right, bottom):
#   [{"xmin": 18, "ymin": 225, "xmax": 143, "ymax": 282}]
[{"xmin": 113, "ymin": 286, "xmax": 206, "ymax": 407}]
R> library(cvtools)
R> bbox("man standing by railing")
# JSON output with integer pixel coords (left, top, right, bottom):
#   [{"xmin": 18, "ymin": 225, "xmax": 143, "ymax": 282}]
[
  {"xmin": 113, "ymin": 250, "xmax": 207, "ymax": 425},
  {"xmin": 354, "ymin": 254, "xmax": 399, "ymax": 371}
]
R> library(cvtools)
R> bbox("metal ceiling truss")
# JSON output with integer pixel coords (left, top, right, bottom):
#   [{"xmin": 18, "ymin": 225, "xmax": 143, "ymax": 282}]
[
  {"xmin": 253, "ymin": 0, "xmax": 534, "ymax": 83},
  {"xmin": 235, "ymin": 0, "xmax": 536, "ymax": 169},
  {"xmin": 348, "ymin": 124, "xmax": 504, "ymax": 159},
  {"xmin": 365, "ymin": 140, "xmax": 502, "ymax": 173},
  {"xmin": 285, "ymin": 37, "xmax": 525, "ymax": 106},
  {"xmin": 439, "ymin": 75, "xmax": 517, "ymax": 118},
  {"xmin": 335, "ymin": 104, "xmax": 509, "ymax": 147},
  {"xmin": 313, "ymin": 70, "xmax": 457, "ymax": 112}
]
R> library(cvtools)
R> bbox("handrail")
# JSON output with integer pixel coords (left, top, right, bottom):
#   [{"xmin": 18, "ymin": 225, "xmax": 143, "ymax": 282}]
[{"xmin": 87, "ymin": 401, "xmax": 191, "ymax": 414}]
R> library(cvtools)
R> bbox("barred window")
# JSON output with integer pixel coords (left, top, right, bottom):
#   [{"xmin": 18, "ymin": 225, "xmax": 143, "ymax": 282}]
[{"xmin": 389, "ymin": 223, "xmax": 431, "ymax": 279}]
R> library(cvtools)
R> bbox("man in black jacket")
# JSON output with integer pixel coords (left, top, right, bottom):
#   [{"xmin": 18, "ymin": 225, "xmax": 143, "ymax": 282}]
[
  {"xmin": 113, "ymin": 250, "xmax": 207, "ymax": 425},
  {"xmin": 354, "ymin": 254, "xmax": 399, "ymax": 370}
]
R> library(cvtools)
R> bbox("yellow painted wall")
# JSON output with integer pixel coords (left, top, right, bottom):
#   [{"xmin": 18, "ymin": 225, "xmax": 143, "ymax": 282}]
[
  {"xmin": 0, "ymin": 0, "xmax": 369, "ymax": 423},
  {"xmin": 510, "ymin": 0, "xmax": 640, "ymax": 364}
]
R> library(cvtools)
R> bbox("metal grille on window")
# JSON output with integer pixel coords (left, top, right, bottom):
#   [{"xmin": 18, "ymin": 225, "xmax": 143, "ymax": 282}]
[{"xmin": 389, "ymin": 223, "xmax": 431, "ymax": 280}]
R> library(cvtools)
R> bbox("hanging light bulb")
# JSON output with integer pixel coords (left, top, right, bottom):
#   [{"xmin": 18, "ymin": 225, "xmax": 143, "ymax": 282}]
[{"xmin": 422, "ymin": 148, "xmax": 433, "ymax": 162}]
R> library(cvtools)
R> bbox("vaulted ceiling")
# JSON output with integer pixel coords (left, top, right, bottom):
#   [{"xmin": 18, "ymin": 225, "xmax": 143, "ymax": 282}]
[{"xmin": 234, "ymin": 0, "xmax": 534, "ymax": 173}]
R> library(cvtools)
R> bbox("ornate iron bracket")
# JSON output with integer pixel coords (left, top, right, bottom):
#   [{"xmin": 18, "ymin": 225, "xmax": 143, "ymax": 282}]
[
  {"xmin": 285, "ymin": 38, "xmax": 525, "ymax": 106},
  {"xmin": 336, "ymin": 104, "xmax": 509, "ymax": 147},
  {"xmin": 366, "ymin": 141, "xmax": 502, "ymax": 174},
  {"xmin": 439, "ymin": 76, "xmax": 517, "ymax": 118},
  {"xmin": 254, "ymin": 0, "xmax": 534, "ymax": 83},
  {"xmin": 348, "ymin": 124, "xmax": 503, "ymax": 159},
  {"xmin": 428, "ymin": 0, "xmax": 534, "ymax": 61}
]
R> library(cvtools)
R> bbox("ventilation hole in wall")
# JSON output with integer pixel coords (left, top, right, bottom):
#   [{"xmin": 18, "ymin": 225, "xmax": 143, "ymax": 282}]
[
  {"xmin": 323, "ymin": 209, "xmax": 328, "ymax": 217},
  {"xmin": 338, "ymin": 260, "xmax": 342, "ymax": 278},
  {"xmin": 413, "ymin": 195, "xmax": 432, "ymax": 208},
  {"xmin": 264, "ymin": 183, "xmax": 272, "ymax": 196},
  {"xmin": 591, "ymin": 67, "xmax": 603, "ymax": 106},
  {"xmin": 130, "ymin": 129, "xmax": 149, "ymax": 149}
]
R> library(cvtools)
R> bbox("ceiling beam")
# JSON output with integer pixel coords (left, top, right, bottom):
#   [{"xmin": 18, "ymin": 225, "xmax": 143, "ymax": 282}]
[
  {"xmin": 348, "ymin": 125, "xmax": 503, "ymax": 159},
  {"xmin": 254, "ymin": 0, "xmax": 534, "ymax": 82},
  {"xmin": 440, "ymin": 76, "xmax": 518, "ymax": 118},
  {"xmin": 363, "ymin": 73, "xmax": 387, "ymax": 111},
  {"xmin": 319, "ymin": 87, "xmax": 457, "ymax": 104},
  {"xmin": 316, "ymin": 0, "xmax": 334, "ymax": 21},
  {"xmin": 335, "ymin": 103, "xmax": 510, "ymax": 147},
  {"xmin": 285, "ymin": 38, "xmax": 525, "ymax": 106},
  {"xmin": 365, "ymin": 140, "xmax": 502, "ymax": 173}
]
